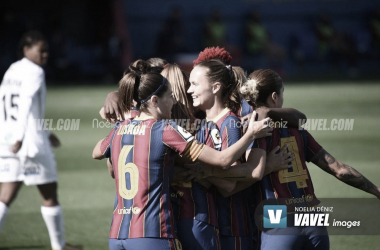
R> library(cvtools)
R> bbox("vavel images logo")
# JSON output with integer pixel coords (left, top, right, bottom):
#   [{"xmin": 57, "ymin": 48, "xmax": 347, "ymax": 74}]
[{"xmin": 263, "ymin": 205, "xmax": 287, "ymax": 228}]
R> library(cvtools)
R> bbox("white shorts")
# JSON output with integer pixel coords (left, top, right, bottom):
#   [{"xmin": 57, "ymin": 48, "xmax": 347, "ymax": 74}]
[{"xmin": 0, "ymin": 154, "xmax": 57, "ymax": 186}]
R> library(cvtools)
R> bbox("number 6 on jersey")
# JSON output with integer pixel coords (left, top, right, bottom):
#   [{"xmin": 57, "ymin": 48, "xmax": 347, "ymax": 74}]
[{"xmin": 118, "ymin": 145, "xmax": 139, "ymax": 200}]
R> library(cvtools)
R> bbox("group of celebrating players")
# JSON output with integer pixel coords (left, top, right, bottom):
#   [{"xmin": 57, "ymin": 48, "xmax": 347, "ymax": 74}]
[{"xmin": 1, "ymin": 30, "xmax": 380, "ymax": 250}]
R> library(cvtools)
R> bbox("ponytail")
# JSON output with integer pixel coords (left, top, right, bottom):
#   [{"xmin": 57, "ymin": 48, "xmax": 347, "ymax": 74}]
[
  {"xmin": 118, "ymin": 60, "xmax": 168, "ymax": 114},
  {"xmin": 196, "ymin": 59, "xmax": 241, "ymax": 114}
]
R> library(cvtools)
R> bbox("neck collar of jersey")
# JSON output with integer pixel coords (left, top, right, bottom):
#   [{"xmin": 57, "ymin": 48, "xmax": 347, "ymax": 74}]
[
  {"xmin": 134, "ymin": 115, "xmax": 155, "ymax": 121},
  {"xmin": 207, "ymin": 107, "xmax": 230, "ymax": 123}
]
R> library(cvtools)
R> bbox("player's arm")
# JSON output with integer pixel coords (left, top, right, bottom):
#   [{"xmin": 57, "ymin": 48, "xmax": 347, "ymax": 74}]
[
  {"xmin": 241, "ymin": 107, "xmax": 306, "ymax": 128},
  {"xmin": 311, "ymin": 149, "xmax": 380, "ymax": 199},
  {"xmin": 206, "ymin": 177, "xmax": 237, "ymax": 194},
  {"xmin": 213, "ymin": 146, "xmax": 292, "ymax": 181},
  {"xmin": 92, "ymin": 139, "xmax": 105, "ymax": 160},
  {"xmin": 188, "ymin": 144, "xmax": 292, "ymax": 181},
  {"xmin": 195, "ymin": 115, "xmax": 272, "ymax": 169},
  {"xmin": 12, "ymin": 72, "xmax": 43, "ymax": 153},
  {"xmin": 93, "ymin": 126, "xmax": 117, "ymax": 160},
  {"xmin": 218, "ymin": 180, "xmax": 254, "ymax": 197},
  {"xmin": 259, "ymin": 107, "xmax": 306, "ymax": 127}
]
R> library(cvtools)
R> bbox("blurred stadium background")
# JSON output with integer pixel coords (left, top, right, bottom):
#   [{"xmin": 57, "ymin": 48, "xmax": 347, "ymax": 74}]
[{"xmin": 1, "ymin": 0, "xmax": 380, "ymax": 249}]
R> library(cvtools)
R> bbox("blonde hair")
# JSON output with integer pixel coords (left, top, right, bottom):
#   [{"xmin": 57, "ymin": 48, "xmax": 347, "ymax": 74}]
[
  {"xmin": 161, "ymin": 64, "xmax": 194, "ymax": 119},
  {"xmin": 240, "ymin": 69, "xmax": 282, "ymax": 109}
]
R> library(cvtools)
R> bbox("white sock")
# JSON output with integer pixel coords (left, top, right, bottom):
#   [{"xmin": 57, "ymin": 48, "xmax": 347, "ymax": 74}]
[
  {"xmin": 0, "ymin": 201, "xmax": 9, "ymax": 232},
  {"xmin": 41, "ymin": 205, "xmax": 66, "ymax": 250}
]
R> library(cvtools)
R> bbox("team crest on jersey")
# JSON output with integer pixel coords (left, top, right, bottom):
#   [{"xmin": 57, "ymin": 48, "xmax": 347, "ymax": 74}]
[{"xmin": 210, "ymin": 128, "xmax": 222, "ymax": 149}]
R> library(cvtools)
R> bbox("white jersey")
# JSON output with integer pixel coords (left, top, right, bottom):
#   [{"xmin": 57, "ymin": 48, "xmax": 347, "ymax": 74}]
[{"xmin": 0, "ymin": 58, "xmax": 51, "ymax": 158}]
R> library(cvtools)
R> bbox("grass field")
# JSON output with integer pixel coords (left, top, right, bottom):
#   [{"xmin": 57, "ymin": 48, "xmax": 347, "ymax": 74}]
[{"xmin": 0, "ymin": 82, "xmax": 380, "ymax": 249}]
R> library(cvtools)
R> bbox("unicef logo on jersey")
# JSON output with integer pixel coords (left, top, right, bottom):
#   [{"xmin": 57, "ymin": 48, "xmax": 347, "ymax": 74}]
[
  {"xmin": 210, "ymin": 128, "xmax": 221, "ymax": 149},
  {"xmin": 117, "ymin": 206, "xmax": 141, "ymax": 215}
]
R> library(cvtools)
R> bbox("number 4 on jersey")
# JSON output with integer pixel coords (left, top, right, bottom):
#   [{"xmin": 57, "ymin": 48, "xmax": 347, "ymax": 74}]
[{"xmin": 278, "ymin": 136, "xmax": 309, "ymax": 188}]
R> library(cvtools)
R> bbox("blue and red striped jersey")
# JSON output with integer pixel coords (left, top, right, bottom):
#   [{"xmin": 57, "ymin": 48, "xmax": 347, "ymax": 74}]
[
  {"xmin": 173, "ymin": 121, "xmax": 219, "ymax": 227},
  {"xmin": 251, "ymin": 127, "xmax": 322, "ymax": 208},
  {"xmin": 211, "ymin": 108, "xmax": 249, "ymax": 237},
  {"xmin": 100, "ymin": 116, "xmax": 205, "ymax": 239},
  {"xmin": 238, "ymin": 99, "xmax": 253, "ymax": 118}
]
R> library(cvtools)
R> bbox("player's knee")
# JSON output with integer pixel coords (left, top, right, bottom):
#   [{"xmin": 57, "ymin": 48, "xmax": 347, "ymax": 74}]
[
  {"xmin": 0, "ymin": 193, "xmax": 16, "ymax": 206},
  {"xmin": 42, "ymin": 198, "xmax": 59, "ymax": 207}
]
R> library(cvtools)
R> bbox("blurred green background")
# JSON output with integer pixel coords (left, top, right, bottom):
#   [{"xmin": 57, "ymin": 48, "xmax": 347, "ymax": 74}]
[{"xmin": 0, "ymin": 82, "xmax": 379, "ymax": 249}]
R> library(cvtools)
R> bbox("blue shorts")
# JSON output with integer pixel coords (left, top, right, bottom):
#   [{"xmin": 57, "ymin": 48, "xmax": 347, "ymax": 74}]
[
  {"xmin": 109, "ymin": 238, "xmax": 182, "ymax": 250},
  {"xmin": 261, "ymin": 226, "xmax": 330, "ymax": 250},
  {"xmin": 177, "ymin": 219, "xmax": 220, "ymax": 250},
  {"xmin": 219, "ymin": 235, "xmax": 252, "ymax": 250}
]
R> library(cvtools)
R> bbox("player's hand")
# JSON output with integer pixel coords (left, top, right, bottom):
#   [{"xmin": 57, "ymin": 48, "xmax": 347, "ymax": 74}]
[
  {"xmin": 197, "ymin": 179, "xmax": 212, "ymax": 189},
  {"xmin": 11, "ymin": 140, "xmax": 22, "ymax": 153},
  {"xmin": 247, "ymin": 111, "xmax": 273, "ymax": 140},
  {"xmin": 49, "ymin": 133, "xmax": 61, "ymax": 148},
  {"xmin": 265, "ymin": 145, "xmax": 293, "ymax": 175},
  {"xmin": 104, "ymin": 91, "xmax": 124, "ymax": 122},
  {"xmin": 175, "ymin": 169, "xmax": 197, "ymax": 183},
  {"xmin": 184, "ymin": 162, "xmax": 213, "ymax": 181}
]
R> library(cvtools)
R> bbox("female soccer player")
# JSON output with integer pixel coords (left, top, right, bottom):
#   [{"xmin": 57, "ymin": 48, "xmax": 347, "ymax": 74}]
[
  {"xmin": 193, "ymin": 46, "xmax": 307, "ymax": 125},
  {"xmin": 187, "ymin": 59, "xmax": 257, "ymax": 250},
  {"xmin": 92, "ymin": 62, "xmax": 272, "ymax": 250},
  {"xmin": 240, "ymin": 69, "xmax": 380, "ymax": 250},
  {"xmin": 101, "ymin": 58, "xmax": 168, "ymax": 122},
  {"xmin": 0, "ymin": 31, "xmax": 81, "ymax": 250}
]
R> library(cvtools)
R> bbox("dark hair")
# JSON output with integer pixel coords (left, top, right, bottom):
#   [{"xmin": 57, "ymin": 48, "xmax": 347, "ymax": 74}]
[
  {"xmin": 18, "ymin": 30, "xmax": 46, "ymax": 59},
  {"xmin": 123, "ymin": 59, "xmax": 148, "ymax": 75},
  {"xmin": 161, "ymin": 64, "xmax": 194, "ymax": 119},
  {"xmin": 240, "ymin": 69, "xmax": 283, "ymax": 109},
  {"xmin": 196, "ymin": 59, "xmax": 241, "ymax": 114},
  {"xmin": 146, "ymin": 57, "xmax": 168, "ymax": 73},
  {"xmin": 118, "ymin": 60, "xmax": 168, "ymax": 113}
]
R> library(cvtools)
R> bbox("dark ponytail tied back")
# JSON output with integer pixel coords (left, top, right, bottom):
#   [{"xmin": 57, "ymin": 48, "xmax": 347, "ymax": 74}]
[{"xmin": 119, "ymin": 60, "xmax": 168, "ymax": 114}]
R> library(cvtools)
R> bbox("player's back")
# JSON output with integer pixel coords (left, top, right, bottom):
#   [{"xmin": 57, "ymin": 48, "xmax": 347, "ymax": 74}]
[
  {"xmin": 101, "ymin": 116, "xmax": 201, "ymax": 240},
  {"xmin": 252, "ymin": 127, "xmax": 321, "ymax": 206},
  {"xmin": 0, "ymin": 58, "xmax": 48, "ymax": 158}
]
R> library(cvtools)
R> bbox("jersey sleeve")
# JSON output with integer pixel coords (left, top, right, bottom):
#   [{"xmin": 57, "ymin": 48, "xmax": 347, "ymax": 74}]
[
  {"xmin": 100, "ymin": 123, "xmax": 121, "ymax": 158},
  {"xmin": 304, "ymin": 130, "xmax": 323, "ymax": 162},
  {"xmin": 13, "ymin": 71, "xmax": 44, "ymax": 141},
  {"xmin": 162, "ymin": 121, "xmax": 205, "ymax": 162}
]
